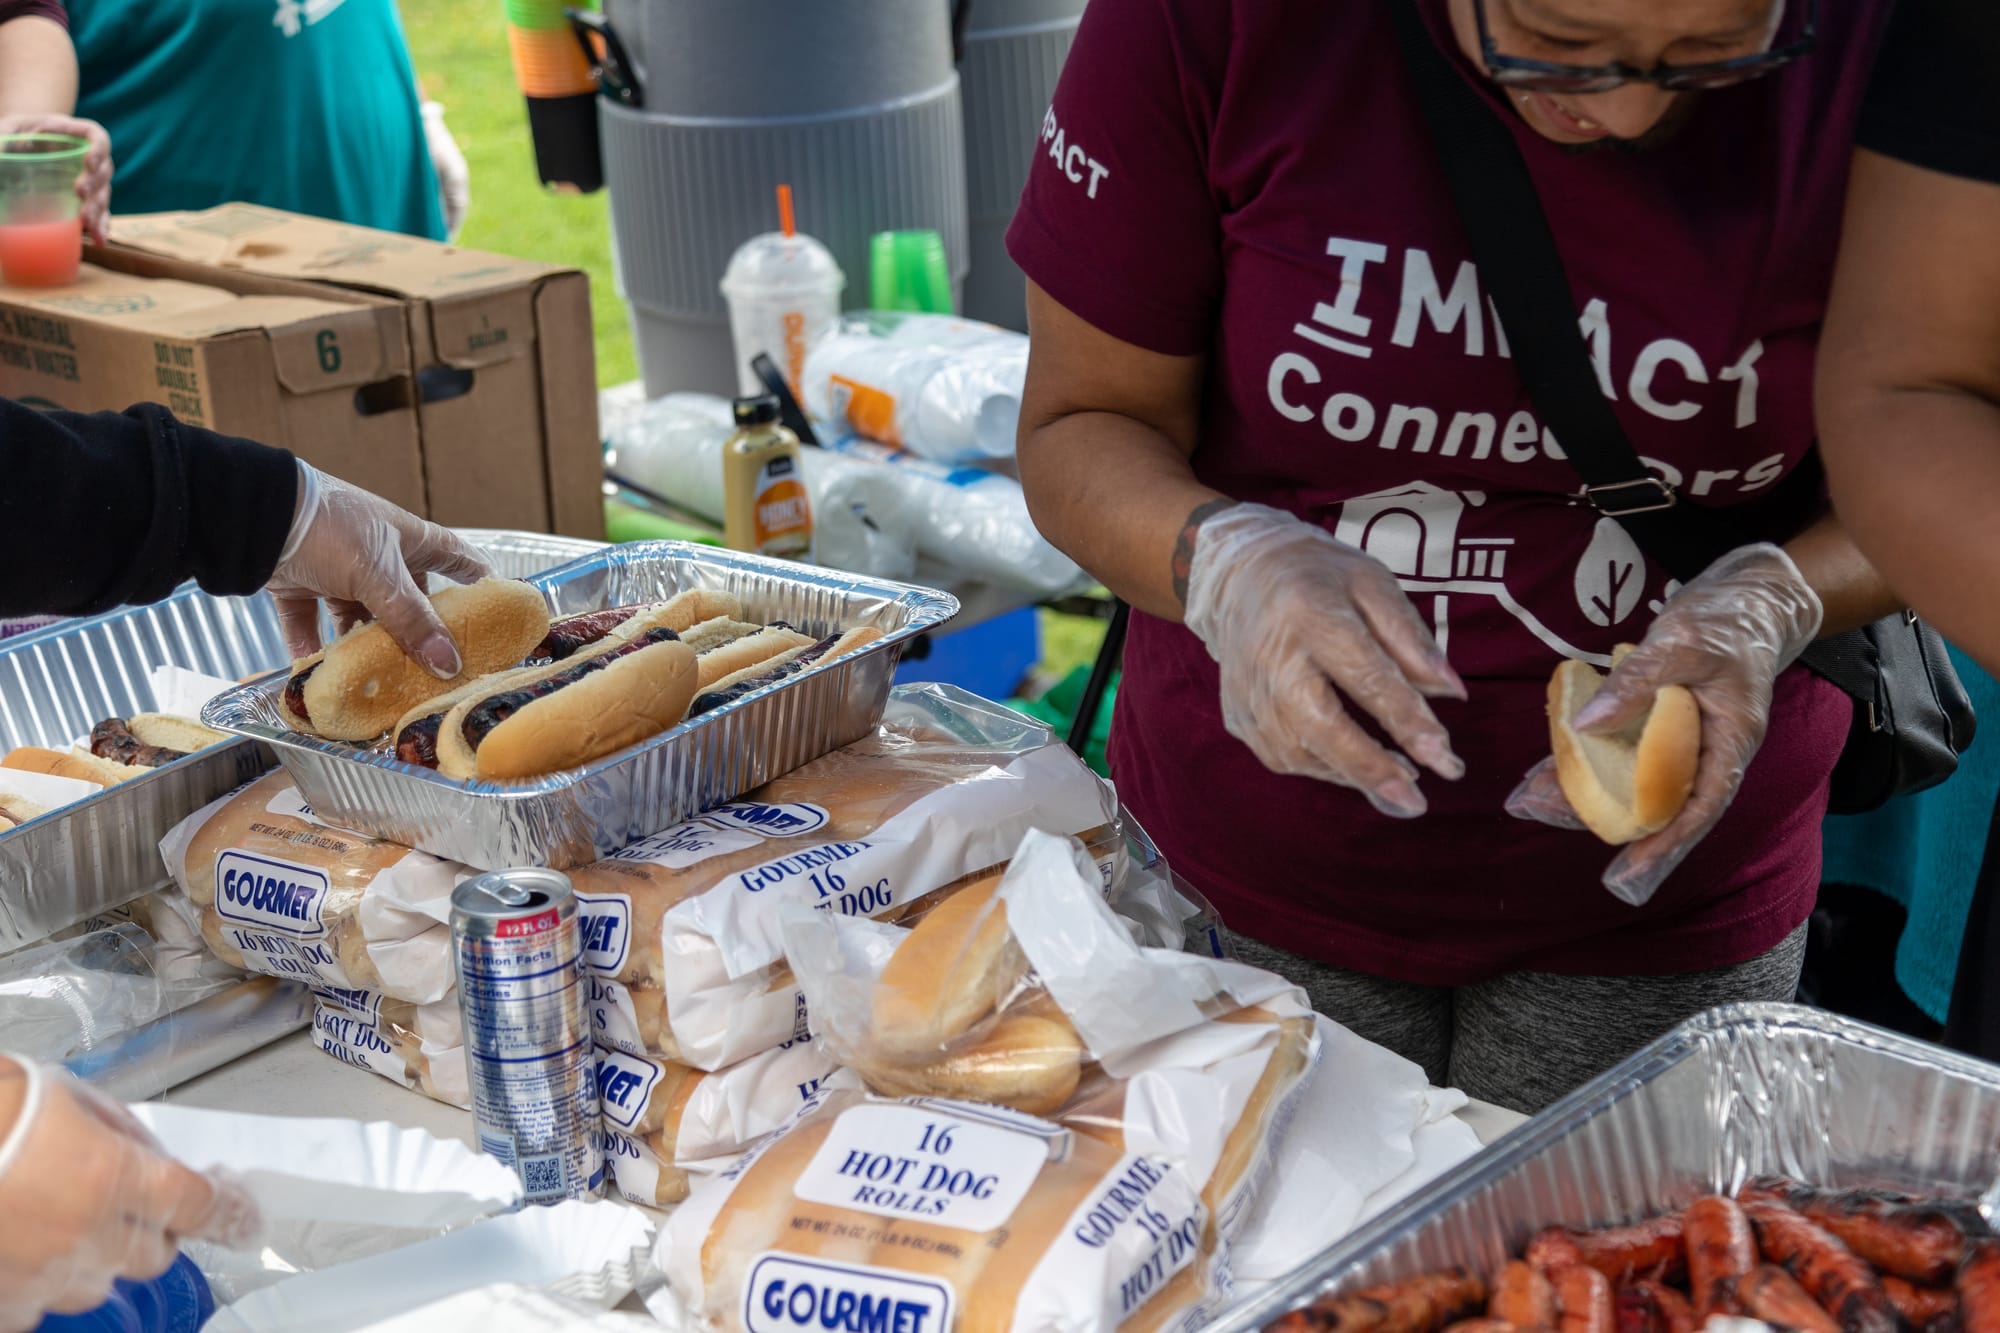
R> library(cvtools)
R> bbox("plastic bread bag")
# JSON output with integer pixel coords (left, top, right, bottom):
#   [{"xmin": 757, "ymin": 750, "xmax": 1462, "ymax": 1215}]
[
  {"xmin": 782, "ymin": 827, "xmax": 1312, "ymax": 1112},
  {"xmin": 563, "ymin": 684, "xmax": 1122, "ymax": 1071},
  {"xmin": 311, "ymin": 987, "xmax": 470, "ymax": 1111},
  {"xmin": 651, "ymin": 1019, "xmax": 1317, "ymax": 1333},
  {"xmin": 597, "ymin": 1040, "xmax": 855, "ymax": 1207},
  {"xmin": 159, "ymin": 771, "xmax": 478, "ymax": 1003}
]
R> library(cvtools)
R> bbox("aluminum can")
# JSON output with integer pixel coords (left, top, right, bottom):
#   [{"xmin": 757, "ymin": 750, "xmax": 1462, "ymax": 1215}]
[{"xmin": 450, "ymin": 867, "xmax": 602, "ymax": 1203}]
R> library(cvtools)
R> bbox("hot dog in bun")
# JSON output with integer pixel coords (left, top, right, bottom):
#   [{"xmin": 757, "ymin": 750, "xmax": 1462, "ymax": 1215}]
[{"xmin": 283, "ymin": 578, "xmax": 551, "ymax": 741}]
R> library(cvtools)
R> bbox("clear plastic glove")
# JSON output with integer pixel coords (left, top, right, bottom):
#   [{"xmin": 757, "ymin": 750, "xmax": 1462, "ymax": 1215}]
[
  {"xmin": 266, "ymin": 461, "xmax": 493, "ymax": 677},
  {"xmin": 1506, "ymin": 542, "xmax": 1824, "ymax": 905},
  {"xmin": 0, "ymin": 114, "xmax": 112, "ymax": 245},
  {"xmin": 1183, "ymin": 501, "xmax": 1468, "ymax": 816},
  {"xmin": 421, "ymin": 102, "xmax": 469, "ymax": 242},
  {"xmin": 0, "ymin": 1056, "xmax": 261, "ymax": 1331}
]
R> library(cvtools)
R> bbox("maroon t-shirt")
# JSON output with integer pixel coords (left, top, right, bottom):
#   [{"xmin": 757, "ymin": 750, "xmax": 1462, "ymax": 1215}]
[{"xmin": 1007, "ymin": 0, "xmax": 1887, "ymax": 984}]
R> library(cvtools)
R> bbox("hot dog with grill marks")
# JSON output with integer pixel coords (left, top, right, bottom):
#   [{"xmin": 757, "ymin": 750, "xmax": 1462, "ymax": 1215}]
[
  {"xmin": 1744, "ymin": 1200, "xmax": 1903, "ymax": 1333},
  {"xmin": 532, "ymin": 589, "xmax": 744, "ymax": 663},
  {"xmin": 1686, "ymin": 1196, "xmax": 1758, "ymax": 1319},
  {"xmin": 1527, "ymin": 1219, "xmax": 1686, "ymax": 1285},
  {"xmin": 391, "ymin": 593, "xmax": 756, "ymax": 767},
  {"xmin": 687, "ymin": 626, "xmax": 885, "ymax": 716},
  {"xmin": 430, "ymin": 627, "xmax": 701, "ymax": 781},
  {"xmin": 90, "ymin": 718, "xmax": 190, "ymax": 769},
  {"xmin": 1741, "ymin": 1179, "xmax": 1978, "ymax": 1285}
]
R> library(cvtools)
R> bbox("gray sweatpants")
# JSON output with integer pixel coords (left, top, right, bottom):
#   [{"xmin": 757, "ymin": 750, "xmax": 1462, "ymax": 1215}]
[{"xmin": 1226, "ymin": 923, "xmax": 1809, "ymax": 1115}]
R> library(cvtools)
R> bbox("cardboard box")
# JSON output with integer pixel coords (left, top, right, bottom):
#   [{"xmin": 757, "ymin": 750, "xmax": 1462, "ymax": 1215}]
[
  {"xmin": 114, "ymin": 205, "xmax": 604, "ymax": 540},
  {"xmin": 0, "ymin": 249, "xmax": 427, "ymax": 512}
]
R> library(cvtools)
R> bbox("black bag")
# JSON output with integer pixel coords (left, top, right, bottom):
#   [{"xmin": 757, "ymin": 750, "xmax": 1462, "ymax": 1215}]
[{"xmin": 1385, "ymin": 1, "xmax": 1974, "ymax": 814}]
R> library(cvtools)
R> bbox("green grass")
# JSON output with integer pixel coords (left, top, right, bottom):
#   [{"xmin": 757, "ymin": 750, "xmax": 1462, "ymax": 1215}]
[{"xmin": 403, "ymin": 1, "xmax": 636, "ymax": 387}]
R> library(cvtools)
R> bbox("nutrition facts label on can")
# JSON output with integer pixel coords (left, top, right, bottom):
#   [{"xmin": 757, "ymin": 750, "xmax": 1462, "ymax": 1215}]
[{"xmin": 455, "ymin": 893, "xmax": 603, "ymax": 1204}]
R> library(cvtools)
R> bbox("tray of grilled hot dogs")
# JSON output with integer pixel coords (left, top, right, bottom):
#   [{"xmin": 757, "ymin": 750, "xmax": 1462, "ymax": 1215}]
[
  {"xmin": 200, "ymin": 540, "xmax": 959, "ymax": 872},
  {"xmin": 1204, "ymin": 1004, "xmax": 2000, "ymax": 1333},
  {"xmin": 0, "ymin": 528, "xmax": 608, "ymax": 952}
]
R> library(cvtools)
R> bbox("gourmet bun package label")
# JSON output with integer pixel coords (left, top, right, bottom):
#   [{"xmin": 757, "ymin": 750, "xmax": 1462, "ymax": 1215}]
[
  {"xmin": 564, "ymin": 688, "xmax": 1124, "ymax": 1072},
  {"xmin": 597, "ymin": 1038, "xmax": 855, "ymax": 1207},
  {"xmin": 310, "ymin": 985, "xmax": 470, "ymax": 1109},
  {"xmin": 159, "ymin": 771, "xmax": 474, "ymax": 1003},
  {"xmin": 658, "ymin": 1090, "xmax": 1228, "ymax": 1333}
]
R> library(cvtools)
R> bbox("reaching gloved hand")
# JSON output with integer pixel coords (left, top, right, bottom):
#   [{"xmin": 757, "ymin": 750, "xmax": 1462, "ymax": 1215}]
[
  {"xmin": 1183, "ymin": 501, "xmax": 1468, "ymax": 817},
  {"xmin": 266, "ymin": 461, "xmax": 494, "ymax": 677},
  {"xmin": 1506, "ymin": 541, "xmax": 1824, "ymax": 906},
  {"xmin": 421, "ymin": 102, "xmax": 470, "ymax": 242},
  {"xmin": 0, "ymin": 1055, "xmax": 260, "ymax": 1332},
  {"xmin": 0, "ymin": 114, "xmax": 112, "ymax": 245}
]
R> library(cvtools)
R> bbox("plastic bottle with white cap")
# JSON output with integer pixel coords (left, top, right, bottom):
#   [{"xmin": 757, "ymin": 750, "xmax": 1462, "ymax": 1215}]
[{"xmin": 719, "ymin": 186, "xmax": 845, "ymax": 400}]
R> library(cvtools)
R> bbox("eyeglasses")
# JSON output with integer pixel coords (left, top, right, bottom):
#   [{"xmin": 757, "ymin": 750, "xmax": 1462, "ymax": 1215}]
[{"xmin": 1473, "ymin": 0, "xmax": 1817, "ymax": 93}]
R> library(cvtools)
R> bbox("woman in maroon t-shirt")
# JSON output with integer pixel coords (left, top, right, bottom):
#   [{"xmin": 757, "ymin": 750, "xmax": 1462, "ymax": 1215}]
[{"xmin": 1007, "ymin": 0, "xmax": 1899, "ymax": 1111}]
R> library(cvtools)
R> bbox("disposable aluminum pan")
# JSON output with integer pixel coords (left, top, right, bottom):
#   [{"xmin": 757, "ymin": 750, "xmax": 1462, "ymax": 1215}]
[
  {"xmin": 0, "ymin": 531, "xmax": 606, "ymax": 953},
  {"xmin": 1210, "ymin": 1002, "xmax": 2000, "ymax": 1333},
  {"xmin": 201, "ymin": 541, "xmax": 960, "ymax": 872}
]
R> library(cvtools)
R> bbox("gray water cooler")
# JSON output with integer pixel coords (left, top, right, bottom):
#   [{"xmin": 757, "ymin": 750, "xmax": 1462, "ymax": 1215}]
[
  {"xmin": 602, "ymin": 0, "xmax": 970, "ymax": 396},
  {"xmin": 957, "ymin": 0, "xmax": 1085, "ymax": 332}
]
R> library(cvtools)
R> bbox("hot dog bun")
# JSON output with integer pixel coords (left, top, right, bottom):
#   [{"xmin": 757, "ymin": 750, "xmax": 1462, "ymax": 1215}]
[
  {"xmin": 1548, "ymin": 649, "xmax": 1700, "ymax": 845},
  {"xmin": 0, "ymin": 794, "xmax": 49, "ymax": 829},
  {"xmin": 872, "ymin": 873, "xmax": 1025, "ymax": 1058},
  {"xmin": 700, "ymin": 626, "xmax": 885, "ymax": 699},
  {"xmin": 861, "ymin": 1010, "xmax": 1085, "ymax": 1116},
  {"xmin": 475, "ymin": 638, "xmax": 701, "ymax": 781},
  {"xmin": 296, "ymin": 578, "xmax": 551, "ymax": 741},
  {"xmin": 683, "ymin": 621, "xmax": 814, "ymax": 690},
  {"xmin": 3, "ymin": 746, "xmax": 147, "ymax": 786},
  {"xmin": 127, "ymin": 713, "xmax": 231, "ymax": 753}
]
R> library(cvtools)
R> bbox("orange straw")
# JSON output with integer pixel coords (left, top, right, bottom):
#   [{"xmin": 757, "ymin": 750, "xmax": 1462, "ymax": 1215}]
[{"xmin": 776, "ymin": 184, "xmax": 796, "ymax": 238}]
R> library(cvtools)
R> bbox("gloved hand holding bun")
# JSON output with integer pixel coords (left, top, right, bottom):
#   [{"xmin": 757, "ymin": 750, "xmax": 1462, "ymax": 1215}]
[
  {"xmin": 1509, "ymin": 543, "xmax": 1824, "ymax": 906},
  {"xmin": 0, "ymin": 1056, "xmax": 261, "ymax": 1332},
  {"xmin": 266, "ymin": 461, "xmax": 494, "ymax": 680}
]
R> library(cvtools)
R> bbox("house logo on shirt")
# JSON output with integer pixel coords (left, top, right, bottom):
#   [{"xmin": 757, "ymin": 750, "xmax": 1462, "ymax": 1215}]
[
  {"xmin": 1333, "ymin": 483, "xmax": 1679, "ymax": 668},
  {"xmin": 273, "ymin": 0, "xmax": 347, "ymax": 37}
]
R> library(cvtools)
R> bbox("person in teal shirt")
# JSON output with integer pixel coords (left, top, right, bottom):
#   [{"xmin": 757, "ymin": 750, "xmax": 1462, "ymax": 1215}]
[
  {"xmin": 1812, "ymin": 645, "xmax": 2000, "ymax": 1032},
  {"xmin": 58, "ymin": 0, "xmax": 460, "ymax": 240}
]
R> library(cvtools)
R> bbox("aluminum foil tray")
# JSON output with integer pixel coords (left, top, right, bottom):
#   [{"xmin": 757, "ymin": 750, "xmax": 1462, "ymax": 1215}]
[
  {"xmin": 1208, "ymin": 1002, "xmax": 2000, "ymax": 1333},
  {"xmin": 202, "ymin": 541, "xmax": 960, "ymax": 872},
  {"xmin": 0, "ymin": 530, "xmax": 607, "ymax": 953}
]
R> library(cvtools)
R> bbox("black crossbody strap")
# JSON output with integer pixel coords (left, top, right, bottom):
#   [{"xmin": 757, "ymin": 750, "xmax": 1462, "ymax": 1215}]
[{"xmin": 1383, "ymin": 0, "xmax": 1741, "ymax": 582}]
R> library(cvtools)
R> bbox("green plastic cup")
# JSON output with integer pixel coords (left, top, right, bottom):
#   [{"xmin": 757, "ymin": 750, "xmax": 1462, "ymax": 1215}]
[{"xmin": 868, "ymin": 229, "xmax": 953, "ymax": 314}]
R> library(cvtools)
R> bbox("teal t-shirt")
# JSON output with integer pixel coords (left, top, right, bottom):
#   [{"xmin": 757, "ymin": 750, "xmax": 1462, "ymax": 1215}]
[
  {"xmin": 68, "ymin": 0, "xmax": 445, "ymax": 240},
  {"xmin": 1822, "ymin": 643, "xmax": 2000, "ymax": 1025}
]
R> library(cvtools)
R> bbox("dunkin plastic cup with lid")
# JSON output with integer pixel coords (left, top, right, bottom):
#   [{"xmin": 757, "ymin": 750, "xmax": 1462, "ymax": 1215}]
[
  {"xmin": 719, "ymin": 184, "xmax": 844, "ymax": 399},
  {"xmin": 0, "ymin": 133, "xmax": 86, "ymax": 288}
]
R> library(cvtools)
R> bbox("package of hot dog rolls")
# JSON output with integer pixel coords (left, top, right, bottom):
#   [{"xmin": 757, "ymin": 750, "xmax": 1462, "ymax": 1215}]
[
  {"xmin": 654, "ymin": 1001, "xmax": 1318, "ymax": 1333},
  {"xmin": 564, "ymin": 687, "xmax": 1123, "ymax": 1071},
  {"xmin": 310, "ymin": 985, "xmax": 470, "ymax": 1110},
  {"xmin": 597, "ymin": 1038, "xmax": 852, "ymax": 1207},
  {"xmin": 159, "ymin": 771, "xmax": 476, "ymax": 1003},
  {"xmin": 783, "ymin": 827, "xmax": 1319, "ymax": 1125}
]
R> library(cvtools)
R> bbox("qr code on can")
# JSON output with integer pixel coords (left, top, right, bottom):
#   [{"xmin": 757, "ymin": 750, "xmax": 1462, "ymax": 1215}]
[{"xmin": 520, "ymin": 1153, "xmax": 566, "ymax": 1199}]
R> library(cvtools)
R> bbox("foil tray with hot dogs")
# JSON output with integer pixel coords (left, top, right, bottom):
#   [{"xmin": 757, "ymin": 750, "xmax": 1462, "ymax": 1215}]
[
  {"xmin": 0, "ymin": 529, "xmax": 607, "ymax": 953},
  {"xmin": 201, "ymin": 540, "xmax": 959, "ymax": 874},
  {"xmin": 1206, "ymin": 1004, "xmax": 2000, "ymax": 1333}
]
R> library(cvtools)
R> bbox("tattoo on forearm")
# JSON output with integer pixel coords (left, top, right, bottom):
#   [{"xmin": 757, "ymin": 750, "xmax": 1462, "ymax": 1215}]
[{"xmin": 1171, "ymin": 499, "xmax": 1240, "ymax": 607}]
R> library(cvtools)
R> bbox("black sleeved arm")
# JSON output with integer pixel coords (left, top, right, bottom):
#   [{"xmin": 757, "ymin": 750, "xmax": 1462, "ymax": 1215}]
[
  {"xmin": 1857, "ymin": 0, "xmax": 2000, "ymax": 185},
  {"xmin": 0, "ymin": 398, "xmax": 299, "ymax": 618}
]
